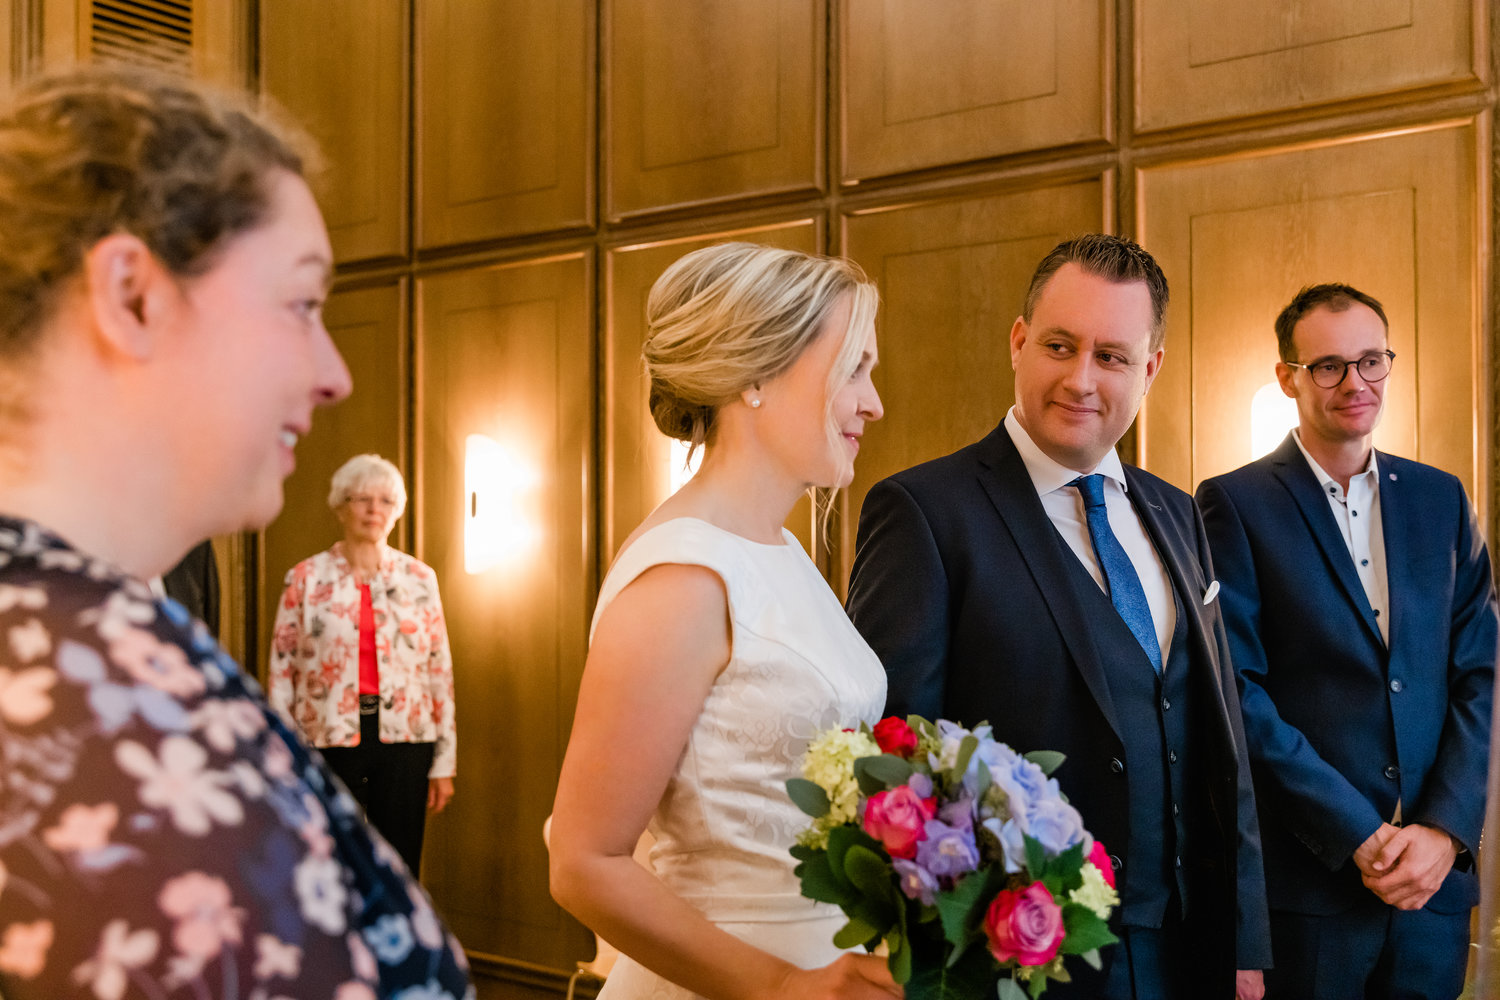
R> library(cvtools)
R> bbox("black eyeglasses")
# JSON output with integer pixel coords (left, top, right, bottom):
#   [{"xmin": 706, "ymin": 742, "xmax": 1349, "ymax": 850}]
[{"xmin": 1284, "ymin": 350, "xmax": 1396, "ymax": 389}]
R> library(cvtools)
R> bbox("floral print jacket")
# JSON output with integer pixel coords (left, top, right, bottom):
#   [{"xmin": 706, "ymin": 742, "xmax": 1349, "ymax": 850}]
[
  {"xmin": 0, "ymin": 516, "xmax": 474, "ymax": 1000},
  {"xmin": 268, "ymin": 545, "xmax": 456, "ymax": 779}
]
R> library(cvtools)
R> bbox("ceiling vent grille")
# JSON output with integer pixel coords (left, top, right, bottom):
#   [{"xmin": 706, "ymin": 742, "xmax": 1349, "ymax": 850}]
[{"xmin": 90, "ymin": 0, "xmax": 193, "ymax": 75}]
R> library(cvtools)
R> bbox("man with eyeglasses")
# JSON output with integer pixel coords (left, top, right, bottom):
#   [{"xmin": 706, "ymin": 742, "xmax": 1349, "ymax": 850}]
[{"xmin": 1195, "ymin": 283, "xmax": 1496, "ymax": 999}]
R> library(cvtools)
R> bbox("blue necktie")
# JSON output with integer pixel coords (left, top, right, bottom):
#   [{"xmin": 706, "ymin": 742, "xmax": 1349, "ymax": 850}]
[{"xmin": 1071, "ymin": 474, "xmax": 1162, "ymax": 673}]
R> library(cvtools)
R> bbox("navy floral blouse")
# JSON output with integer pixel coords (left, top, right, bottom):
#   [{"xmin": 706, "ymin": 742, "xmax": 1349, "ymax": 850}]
[{"xmin": 0, "ymin": 516, "xmax": 474, "ymax": 1000}]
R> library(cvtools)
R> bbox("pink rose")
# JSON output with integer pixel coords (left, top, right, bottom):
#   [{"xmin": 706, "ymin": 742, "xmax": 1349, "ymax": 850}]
[
  {"xmin": 872, "ymin": 717, "xmax": 919, "ymax": 758},
  {"xmin": 984, "ymin": 881, "xmax": 1065, "ymax": 966},
  {"xmin": 1088, "ymin": 839, "xmax": 1116, "ymax": 889},
  {"xmin": 862, "ymin": 785, "xmax": 936, "ymax": 859}
]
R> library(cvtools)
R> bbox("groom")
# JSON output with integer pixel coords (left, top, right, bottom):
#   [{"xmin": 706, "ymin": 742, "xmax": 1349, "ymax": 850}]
[{"xmin": 847, "ymin": 235, "xmax": 1270, "ymax": 999}]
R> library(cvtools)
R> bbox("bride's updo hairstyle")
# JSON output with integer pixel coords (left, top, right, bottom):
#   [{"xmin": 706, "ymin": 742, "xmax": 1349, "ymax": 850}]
[{"xmin": 643, "ymin": 242, "xmax": 877, "ymax": 462}]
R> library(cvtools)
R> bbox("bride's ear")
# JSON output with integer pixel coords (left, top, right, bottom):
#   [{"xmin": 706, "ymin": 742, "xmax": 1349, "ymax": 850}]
[{"xmin": 82, "ymin": 233, "xmax": 175, "ymax": 362}]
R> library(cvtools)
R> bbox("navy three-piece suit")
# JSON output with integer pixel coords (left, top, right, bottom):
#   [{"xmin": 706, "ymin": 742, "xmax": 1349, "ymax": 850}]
[
  {"xmin": 847, "ymin": 423, "xmax": 1272, "ymax": 995},
  {"xmin": 1196, "ymin": 435, "xmax": 1496, "ymax": 996}
]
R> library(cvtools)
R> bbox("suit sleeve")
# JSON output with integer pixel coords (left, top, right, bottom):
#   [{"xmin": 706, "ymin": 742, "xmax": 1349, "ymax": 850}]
[
  {"xmin": 1196, "ymin": 477, "xmax": 1385, "ymax": 870},
  {"xmin": 1191, "ymin": 496, "xmax": 1272, "ymax": 970},
  {"xmin": 1409, "ymin": 479, "xmax": 1496, "ymax": 856},
  {"xmin": 845, "ymin": 477, "xmax": 950, "ymax": 721}
]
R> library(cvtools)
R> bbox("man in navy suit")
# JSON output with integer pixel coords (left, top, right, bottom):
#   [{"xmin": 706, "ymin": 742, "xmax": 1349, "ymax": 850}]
[
  {"xmin": 1195, "ymin": 284, "xmax": 1495, "ymax": 1000},
  {"xmin": 848, "ymin": 234, "xmax": 1270, "ymax": 1000}
]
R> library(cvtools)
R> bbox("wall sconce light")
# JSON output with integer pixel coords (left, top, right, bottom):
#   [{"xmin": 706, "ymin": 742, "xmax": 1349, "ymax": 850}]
[
  {"xmin": 464, "ymin": 433, "xmax": 540, "ymax": 575},
  {"xmin": 669, "ymin": 439, "xmax": 703, "ymax": 495},
  {"xmin": 1249, "ymin": 381, "xmax": 1299, "ymax": 459}
]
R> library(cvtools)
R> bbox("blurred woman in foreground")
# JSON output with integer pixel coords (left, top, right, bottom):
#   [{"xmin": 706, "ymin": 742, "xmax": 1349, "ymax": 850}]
[{"xmin": 0, "ymin": 68, "xmax": 472, "ymax": 999}]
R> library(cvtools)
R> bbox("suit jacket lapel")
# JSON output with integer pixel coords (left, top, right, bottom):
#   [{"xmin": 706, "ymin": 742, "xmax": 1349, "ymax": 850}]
[
  {"xmin": 974, "ymin": 427, "xmax": 1121, "ymax": 739},
  {"xmin": 1375, "ymin": 452, "xmax": 1410, "ymax": 658},
  {"xmin": 1268, "ymin": 435, "xmax": 1384, "ymax": 646}
]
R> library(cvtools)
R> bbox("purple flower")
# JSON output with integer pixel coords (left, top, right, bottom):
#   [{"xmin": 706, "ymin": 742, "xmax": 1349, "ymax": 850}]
[
  {"xmin": 938, "ymin": 792, "xmax": 975, "ymax": 831},
  {"xmin": 906, "ymin": 772, "xmax": 934, "ymax": 798},
  {"xmin": 916, "ymin": 819, "xmax": 980, "ymax": 880},
  {"xmin": 892, "ymin": 858, "xmax": 939, "ymax": 905}
]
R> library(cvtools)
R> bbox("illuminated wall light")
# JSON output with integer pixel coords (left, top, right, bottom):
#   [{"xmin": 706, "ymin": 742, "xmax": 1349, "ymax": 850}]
[
  {"xmin": 1249, "ymin": 381, "xmax": 1299, "ymax": 459},
  {"xmin": 464, "ymin": 433, "xmax": 541, "ymax": 575},
  {"xmin": 668, "ymin": 439, "xmax": 704, "ymax": 495}
]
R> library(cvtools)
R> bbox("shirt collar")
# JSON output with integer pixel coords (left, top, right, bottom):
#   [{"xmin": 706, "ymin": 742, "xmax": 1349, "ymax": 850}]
[
  {"xmin": 1004, "ymin": 407, "xmax": 1129, "ymax": 498},
  {"xmin": 1291, "ymin": 428, "xmax": 1379, "ymax": 494}
]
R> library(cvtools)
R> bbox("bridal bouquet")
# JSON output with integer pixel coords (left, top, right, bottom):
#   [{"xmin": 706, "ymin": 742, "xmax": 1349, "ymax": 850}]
[{"xmin": 787, "ymin": 716, "xmax": 1118, "ymax": 999}]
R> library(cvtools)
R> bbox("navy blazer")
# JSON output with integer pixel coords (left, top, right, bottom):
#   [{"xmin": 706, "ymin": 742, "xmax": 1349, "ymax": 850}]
[
  {"xmin": 1196, "ymin": 434, "xmax": 1496, "ymax": 916},
  {"xmin": 847, "ymin": 423, "xmax": 1272, "ymax": 982}
]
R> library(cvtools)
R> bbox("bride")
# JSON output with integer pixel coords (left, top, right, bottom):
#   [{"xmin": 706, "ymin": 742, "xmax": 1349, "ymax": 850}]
[{"xmin": 550, "ymin": 243, "xmax": 899, "ymax": 999}]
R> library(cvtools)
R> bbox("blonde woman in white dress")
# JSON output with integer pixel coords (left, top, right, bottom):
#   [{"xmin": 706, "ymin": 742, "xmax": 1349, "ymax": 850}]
[{"xmin": 550, "ymin": 243, "xmax": 899, "ymax": 1000}]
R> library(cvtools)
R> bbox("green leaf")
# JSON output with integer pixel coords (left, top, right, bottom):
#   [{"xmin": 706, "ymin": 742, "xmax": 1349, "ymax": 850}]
[
  {"xmin": 793, "ymin": 851, "xmax": 856, "ymax": 906},
  {"xmin": 1058, "ymin": 904, "xmax": 1120, "ymax": 955},
  {"xmin": 856, "ymin": 753, "xmax": 915, "ymax": 790},
  {"xmin": 973, "ymin": 757, "xmax": 992, "ymax": 806},
  {"xmin": 935, "ymin": 865, "xmax": 1002, "ymax": 948},
  {"xmin": 1024, "ymin": 833, "xmax": 1047, "ymax": 878},
  {"xmin": 785, "ymin": 777, "xmax": 830, "ymax": 818},
  {"xmin": 1081, "ymin": 948, "xmax": 1103, "ymax": 971},
  {"xmin": 997, "ymin": 978, "xmax": 1029, "ymax": 1000},
  {"xmin": 952, "ymin": 734, "xmax": 980, "ymax": 783},
  {"xmin": 789, "ymin": 843, "xmax": 817, "ymax": 863},
  {"xmin": 833, "ymin": 915, "xmax": 881, "ymax": 950},
  {"xmin": 1027, "ymin": 971, "xmax": 1050, "ymax": 998},
  {"xmin": 844, "ymin": 845, "xmax": 898, "ymax": 903},
  {"xmin": 888, "ymin": 933, "xmax": 912, "ymax": 985},
  {"xmin": 827, "ymin": 824, "xmax": 884, "ymax": 888},
  {"xmin": 1023, "ymin": 749, "xmax": 1066, "ymax": 776}
]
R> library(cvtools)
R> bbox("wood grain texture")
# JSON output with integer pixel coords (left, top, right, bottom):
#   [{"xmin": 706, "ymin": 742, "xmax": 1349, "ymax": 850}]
[
  {"xmin": 841, "ymin": 0, "xmax": 1110, "ymax": 181},
  {"xmin": 417, "ymin": 0, "xmax": 593, "ymax": 246},
  {"xmin": 414, "ymin": 253, "xmax": 594, "ymax": 967},
  {"xmin": 261, "ymin": 0, "xmax": 408, "ymax": 262}
]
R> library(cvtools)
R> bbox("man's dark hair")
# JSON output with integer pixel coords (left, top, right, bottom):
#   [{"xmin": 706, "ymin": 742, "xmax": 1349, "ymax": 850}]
[
  {"xmin": 1022, "ymin": 234, "xmax": 1170, "ymax": 350},
  {"xmin": 1274, "ymin": 283, "xmax": 1389, "ymax": 362}
]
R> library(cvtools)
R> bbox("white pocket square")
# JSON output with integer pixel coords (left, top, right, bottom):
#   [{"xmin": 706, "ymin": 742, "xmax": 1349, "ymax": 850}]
[{"xmin": 1202, "ymin": 580, "xmax": 1220, "ymax": 605}]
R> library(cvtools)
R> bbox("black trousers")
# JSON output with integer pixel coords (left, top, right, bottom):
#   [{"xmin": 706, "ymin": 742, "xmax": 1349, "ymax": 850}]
[
  {"xmin": 1266, "ymin": 904, "xmax": 1470, "ymax": 1000},
  {"xmin": 320, "ymin": 711, "xmax": 435, "ymax": 878}
]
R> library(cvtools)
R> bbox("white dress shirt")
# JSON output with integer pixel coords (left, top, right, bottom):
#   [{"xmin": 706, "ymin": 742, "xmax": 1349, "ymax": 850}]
[
  {"xmin": 1004, "ymin": 408, "xmax": 1176, "ymax": 668},
  {"xmin": 1292, "ymin": 430, "xmax": 1389, "ymax": 645}
]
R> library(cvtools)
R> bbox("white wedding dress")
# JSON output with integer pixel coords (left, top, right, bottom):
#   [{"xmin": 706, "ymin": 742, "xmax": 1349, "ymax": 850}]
[{"xmin": 592, "ymin": 517, "xmax": 887, "ymax": 1000}]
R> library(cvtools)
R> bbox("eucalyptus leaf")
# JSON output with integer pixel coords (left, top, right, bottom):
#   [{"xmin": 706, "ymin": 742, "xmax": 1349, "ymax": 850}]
[
  {"xmin": 952, "ymin": 734, "xmax": 980, "ymax": 783},
  {"xmin": 1081, "ymin": 948, "xmax": 1102, "ymax": 971},
  {"xmin": 997, "ymin": 978, "xmax": 1029, "ymax": 1000},
  {"xmin": 857, "ymin": 753, "xmax": 915, "ymax": 790},
  {"xmin": 1023, "ymin": 749, "xmax": 1066, "ymax": 776},
  {"xmin": 785, "ymin": 777, "xmax": 831, "ymax": 819}
]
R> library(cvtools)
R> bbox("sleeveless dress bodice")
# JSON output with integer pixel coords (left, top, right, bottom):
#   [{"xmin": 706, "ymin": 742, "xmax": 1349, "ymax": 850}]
[{"xmin": 591, "ymin": 517, "xmax": 886, "ymax": 999}]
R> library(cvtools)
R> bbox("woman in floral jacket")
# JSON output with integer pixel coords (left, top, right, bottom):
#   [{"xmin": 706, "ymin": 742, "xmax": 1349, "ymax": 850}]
[
  {"xmin": 269, "ymin": 454, "xmax": 457, "ymax": 876},
  {"xmin": 0, "ymin": 69, "xmax": 472, "ymax": 1000}
]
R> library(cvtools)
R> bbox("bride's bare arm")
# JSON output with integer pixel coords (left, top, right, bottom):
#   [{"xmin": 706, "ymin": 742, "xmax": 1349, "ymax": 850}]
[{"xmin": 549, "ymin": 563, "xmax": 899, "ymax": 1000}]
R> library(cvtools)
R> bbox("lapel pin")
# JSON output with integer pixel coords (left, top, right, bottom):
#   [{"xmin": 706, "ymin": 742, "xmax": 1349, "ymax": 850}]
[
  {"xmin": 1202, "ymin": 580, "xmax": 1220, "ymax": 605},
  {"xmin": 1389, "ymin": 473, "xmax": 1397, "ymax": 481}
]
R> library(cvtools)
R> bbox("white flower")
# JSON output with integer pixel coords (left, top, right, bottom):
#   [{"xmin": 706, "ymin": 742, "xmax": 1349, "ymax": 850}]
[
  {"xmin": 294, "ymin": 855, "xmax": 348, "ymax": 934},
  {"xmin": 7, "ymin": 619, "xmax": 50, "ymax": 662},
  {"xmin": 191, "ymin": 700, "xmax": 266, "ymax": 753},
  {"xmin": 115, "ymin": 736, "xmax": 243, "ymax": 835},
  {"xmin": 254, "ymin": 934, "xmax": 302, "ymax": 981},
  {"xmin": 71, "ymin": 920, "xmax": 158, "ymax": 1000},
  {"xmin": 1069, "ymin": 861, "xmax": 1120, "ymax": 919}
]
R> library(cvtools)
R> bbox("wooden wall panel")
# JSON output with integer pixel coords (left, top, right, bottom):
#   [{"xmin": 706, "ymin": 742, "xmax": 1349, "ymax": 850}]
[
  {"xmin": 415, "ymin": 254, "xmax": 594, "ymax": 969},
  {"xmin": 261, "ymin": 0, "xmax": 407, "ymax": 263},
  {"xmin": 841, "ymin": 0, "xmax": 1109, "ymax": 181},
  {"xmin": 606, "ymin": 0, "xmax": 824, "ymax": 220},
  {"xmin": 257, "ymin": 280, "xmax": 409, "ymax": 680},
  {"xmin": 1136, "ymin": 0, "xmax": 1483, "ymax": 132},
  {"xmin": 604, "ymin": 220, "xmax": 822, "ymax": 565},
  {"xmin": 417, "ymin": 0, "xmax": 593, "ymax": 247},
  {"xmin": 1137, "ymin": 122, "xmax": 1483, "ymax": 501},
  {"xmin": 838, "ymin": 179, "xmax": 1108, "ymax": 591}
]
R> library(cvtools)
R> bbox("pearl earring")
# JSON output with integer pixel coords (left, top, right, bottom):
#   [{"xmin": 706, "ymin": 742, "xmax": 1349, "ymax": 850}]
[{"xmin": 750, "ymin": 398, "xmax": 762, "ymax": 409}]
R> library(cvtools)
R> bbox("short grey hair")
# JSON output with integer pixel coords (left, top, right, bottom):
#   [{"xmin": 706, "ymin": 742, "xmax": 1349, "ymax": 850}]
[{"xmin": 328, "ymin": 453, "xmax": 407, "ymax": 519}]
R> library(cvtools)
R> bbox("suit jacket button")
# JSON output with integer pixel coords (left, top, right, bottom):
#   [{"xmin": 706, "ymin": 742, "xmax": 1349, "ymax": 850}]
[
  {"xmin": 1168, "ymin": 750, "xmax": 1178, "ymax": 764},
  {"xmin": 1389, "ymin": 678, "xmax": 1402, "ymax": 693},
  {"xmin": 1161, "ymin": 697, "xmax": 1171, "ymax": 712},
  {"xmin": 1109, "ymin": 854, "xmax": 1123, "ymax": 871},
  {"xmin": 1109, "ymin": 757, "xmax": 1124, "ymax": 774},
  {"xmin": 1174, "ymin": 855, "xmax": 1182, "ymax": 869},
  {"xmin": 1172, "ymin": 803, "xmax": 1180, "ymax": 817},
  {"xmin": 1383, "ymin": 764, "xmax": 1400, "ymax": 780}
]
